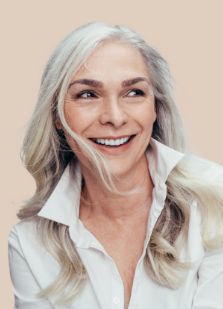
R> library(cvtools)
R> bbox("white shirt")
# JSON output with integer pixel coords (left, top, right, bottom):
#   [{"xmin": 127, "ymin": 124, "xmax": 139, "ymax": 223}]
[{"xmin": 8, "ymin": 138, "xmax": 223, "ymax": 309}]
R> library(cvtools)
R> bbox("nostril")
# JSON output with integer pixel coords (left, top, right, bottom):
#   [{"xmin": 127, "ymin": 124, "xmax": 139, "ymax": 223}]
[{"xmin": 99, "ymin": 110, "xmax": 128, "ymax": 127}]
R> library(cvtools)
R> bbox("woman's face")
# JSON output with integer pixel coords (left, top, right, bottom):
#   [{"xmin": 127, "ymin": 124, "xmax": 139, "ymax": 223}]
[{"xmin": 63, "ymin": 41, "xmax": 156, "ymax": 177}]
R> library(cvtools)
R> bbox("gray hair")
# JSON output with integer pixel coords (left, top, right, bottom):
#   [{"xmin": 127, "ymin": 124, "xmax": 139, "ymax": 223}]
[
  {"xmin": 18, "ymin": 22, "xmax": 223, "ymax": 304},
  {"xmin": 21, "ymin": 21, "xmax": 186, "ymax": 199}
]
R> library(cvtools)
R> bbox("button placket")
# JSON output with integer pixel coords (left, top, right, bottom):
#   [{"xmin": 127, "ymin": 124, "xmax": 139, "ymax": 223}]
[
  {"xmin": 110, "ymin": 258, "xmax": 124, "ymax": 309},
  {"xmin": 113, "ymin": 296, "xmax": 121, "ymax": 305}
]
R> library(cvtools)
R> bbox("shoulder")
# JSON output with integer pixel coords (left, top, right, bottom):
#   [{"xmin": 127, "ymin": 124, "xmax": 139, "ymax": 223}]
[
  {"xmin": 170, "ymin": 154, "xmax": 223, "ymax": 254},
  {"xmin": 8, "ymin": 217, "xmax": 39, "ymax": 245},
  {"xmin": 8, "ymin": 218, "xmax": 60, "ymax": 287},
  {"xmin": 8, "ymin": 217, "xmax": 51, "ymax": 263},
  {"xmin": 181, "ymin": 155, "xmax": 223, "ymax": 251},
  {"xmin": 8, "ymin": 219, "xmax": 61, "ymax": 306},
  {"xmin": 179, "ymin": 153, "xmax": 223, "ymax": 181}
]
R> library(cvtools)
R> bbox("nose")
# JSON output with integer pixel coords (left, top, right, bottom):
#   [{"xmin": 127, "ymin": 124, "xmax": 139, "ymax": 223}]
[{"xmin": 99, "ymin": 97, "xmax": 128, "ymax": 128}]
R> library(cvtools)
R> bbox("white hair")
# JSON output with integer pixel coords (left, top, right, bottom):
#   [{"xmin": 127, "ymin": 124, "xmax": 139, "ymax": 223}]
[{"xmin": 18, "ymin": 22, "xmax": 223, "ymax": 304}]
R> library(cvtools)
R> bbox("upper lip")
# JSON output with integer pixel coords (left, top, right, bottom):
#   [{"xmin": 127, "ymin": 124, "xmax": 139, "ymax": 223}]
[{"xmin": 90, "ymin": 135, "xmax": 135, "ymax": 140}]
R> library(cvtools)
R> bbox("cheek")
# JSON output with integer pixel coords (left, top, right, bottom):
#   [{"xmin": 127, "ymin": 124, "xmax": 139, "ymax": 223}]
[
  {"xmin": 62, "ymin": 106, "xmax": 85, "ymax": 153},
  {"xmin": 64, "ymin": 105, "xmax": 92, "ymax": 134},
  {"xmin": 63, "ymin": 104, "xmax": 97, "ymax": 157},
  {"xmin": 138, "ymin": 104, "xmax": 157, "ymax": 129}
]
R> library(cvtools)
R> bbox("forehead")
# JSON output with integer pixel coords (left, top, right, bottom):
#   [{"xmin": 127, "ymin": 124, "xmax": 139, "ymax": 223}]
[{"xmin": 72, "ymin": 40, "xmax": 149, "ymax": 80}]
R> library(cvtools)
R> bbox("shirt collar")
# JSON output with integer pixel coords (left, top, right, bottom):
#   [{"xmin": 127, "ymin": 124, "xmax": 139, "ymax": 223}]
[
  {"xmin": 148, "ymin": 138, "xmax": 185, "ymax": 185},
  {"xmin": 37, "ymin": 138, "xmax": 185, "ymax": 226}
]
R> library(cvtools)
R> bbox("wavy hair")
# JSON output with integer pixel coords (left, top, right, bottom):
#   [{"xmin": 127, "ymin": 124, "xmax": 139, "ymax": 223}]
[{"xmin": 18, "ymin": 22, "xmax": 223, "ymax": 304}]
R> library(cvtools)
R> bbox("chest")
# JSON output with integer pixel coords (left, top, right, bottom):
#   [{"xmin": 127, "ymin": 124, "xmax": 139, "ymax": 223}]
[
  {"xmin": 81, "ymin": 221, "xmax": 148, "ymax": 309},
  {"xmin": 74, "ymin": 235, "xmax": 202, "ymax": 309}
]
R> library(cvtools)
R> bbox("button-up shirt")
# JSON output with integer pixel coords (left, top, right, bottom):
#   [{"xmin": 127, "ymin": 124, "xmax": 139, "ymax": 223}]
[{"xmin": 8, "ymin": 138, "xmax": 223, "ymax": 308}]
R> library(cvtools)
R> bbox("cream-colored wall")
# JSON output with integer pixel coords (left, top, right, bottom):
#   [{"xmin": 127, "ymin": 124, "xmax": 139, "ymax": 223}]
[{"xmin": 1, "ymin": 0, "xmax": 223, "ymax": 307}]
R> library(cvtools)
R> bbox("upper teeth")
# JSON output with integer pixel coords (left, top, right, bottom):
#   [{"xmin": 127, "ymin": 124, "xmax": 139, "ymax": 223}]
[{"xmin": 95, "ymin": 136, "xmax": 130, "ymax": 146}]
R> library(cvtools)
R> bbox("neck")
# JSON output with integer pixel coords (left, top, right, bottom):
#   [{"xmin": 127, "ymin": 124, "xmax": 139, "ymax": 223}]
[{"xmin": 79, "ymin": 155, "xmax": 154, "ymax": 225}]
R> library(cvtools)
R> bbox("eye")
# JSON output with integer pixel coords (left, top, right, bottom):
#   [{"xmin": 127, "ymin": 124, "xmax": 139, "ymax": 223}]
[
  {"xmin": 75, "ymin": 90, "xmax": 98, "ymax": 99},
  {"xmin": 127, "ymin": 89, "xmax": 145, "ymax": 97}
]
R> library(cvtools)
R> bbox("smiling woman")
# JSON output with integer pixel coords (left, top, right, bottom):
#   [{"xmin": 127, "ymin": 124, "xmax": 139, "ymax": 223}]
[
  {"xmin": 61, "ymin": 41, "xmax": 156, "ymax": 178},
  {"xmin": 8, "ymin": 22, "xmax": 223, "ymax": 309}
]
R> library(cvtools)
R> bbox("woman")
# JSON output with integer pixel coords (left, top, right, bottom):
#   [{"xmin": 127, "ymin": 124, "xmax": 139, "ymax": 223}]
[{"xmin": 8, "ymin": 22, "xmax": 223, "ymax": 309}]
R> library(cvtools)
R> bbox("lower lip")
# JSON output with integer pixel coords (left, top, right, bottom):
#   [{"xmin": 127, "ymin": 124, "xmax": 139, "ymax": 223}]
[{"xmin": 90, "ymin": 136, "xmax": 136, "ymax": 155}]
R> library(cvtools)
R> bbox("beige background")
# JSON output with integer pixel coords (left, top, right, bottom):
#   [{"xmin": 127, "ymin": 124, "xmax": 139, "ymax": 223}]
[{"xmin": 1, "ymin": 0, "xmax": 223, "ymax": 307}]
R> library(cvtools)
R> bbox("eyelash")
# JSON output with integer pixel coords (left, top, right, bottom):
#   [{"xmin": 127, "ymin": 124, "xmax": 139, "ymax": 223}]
[
  {"xmin": 74, "ymin": 88, "xmax": 145, "ymax": 100},
  {"xmin": 127, "ymin": 89, "xmax": 145, "ymax": 97},
  {"xmin": 75, "ymin": 90, "xmax": 97, "ymax": 99}
]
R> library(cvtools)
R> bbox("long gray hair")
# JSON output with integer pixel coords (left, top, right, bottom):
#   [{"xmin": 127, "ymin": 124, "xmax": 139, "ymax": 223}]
[{"xmin": 18, "ymin": 22, "xmax": 223, "ymax": 304}]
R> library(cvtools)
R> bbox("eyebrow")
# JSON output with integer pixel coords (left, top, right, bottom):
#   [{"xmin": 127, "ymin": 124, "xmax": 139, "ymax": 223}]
[{"xmin": 68, "ymin": 77, "xmax": 151, "ymax": 89}]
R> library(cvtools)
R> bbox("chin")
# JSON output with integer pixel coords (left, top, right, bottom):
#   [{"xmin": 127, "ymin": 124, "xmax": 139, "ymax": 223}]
[{"xmin": 107, "ymin": 158, "xmax": 136, "ymax": 179}]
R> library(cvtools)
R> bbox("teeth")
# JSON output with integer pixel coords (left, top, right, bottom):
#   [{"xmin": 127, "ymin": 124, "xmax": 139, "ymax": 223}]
[{"xmin": 94, "ymin": 136, "xmax": 131, "ymax": 146}]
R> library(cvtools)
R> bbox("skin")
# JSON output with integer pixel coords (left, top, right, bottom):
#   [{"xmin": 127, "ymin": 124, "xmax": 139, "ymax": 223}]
[{"xmin": 59, "ymin": 40, "xmax": 157, "ymax": 308}]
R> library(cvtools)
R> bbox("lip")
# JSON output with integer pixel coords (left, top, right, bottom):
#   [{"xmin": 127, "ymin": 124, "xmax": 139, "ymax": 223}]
[
  {"xmin": 90, "ymin": 135, "xmax": 134, "ymax": 140},
  {"xmin": 89, "ymin": 134, "xmax": 136, "ymax": 155}
]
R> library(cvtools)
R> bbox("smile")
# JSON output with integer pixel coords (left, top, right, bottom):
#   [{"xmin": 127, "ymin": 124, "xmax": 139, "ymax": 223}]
[{"xmin": 91, "ymin": 135, "xmax": 135, "ymax": 147}]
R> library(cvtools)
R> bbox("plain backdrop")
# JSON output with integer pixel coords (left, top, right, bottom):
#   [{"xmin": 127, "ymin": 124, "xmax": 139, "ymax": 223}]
[{"xmin": 1, "ymin": 0, "xmax": 223, "ymax": 307}]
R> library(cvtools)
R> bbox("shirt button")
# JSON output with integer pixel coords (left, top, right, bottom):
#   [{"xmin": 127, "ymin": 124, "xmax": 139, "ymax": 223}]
[{"xmin": 113, "ymin": 296, "xmax": 120, "ymax": 305}]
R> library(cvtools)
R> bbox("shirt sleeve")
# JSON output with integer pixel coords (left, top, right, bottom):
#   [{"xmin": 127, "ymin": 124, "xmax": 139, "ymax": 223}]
[
  {"xmin": 192, "ymin": 246, "xmax": 223, "ymax": 309},
  {"xmin": 8, "ymin": 227, "xmax": 53, "ymax": 309}
]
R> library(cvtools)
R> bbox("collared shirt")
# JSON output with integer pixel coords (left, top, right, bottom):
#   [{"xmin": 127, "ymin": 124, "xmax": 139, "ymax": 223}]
[{"xmin": 8, "ymin": 138, "xmax": 223, "ymax": 309}]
